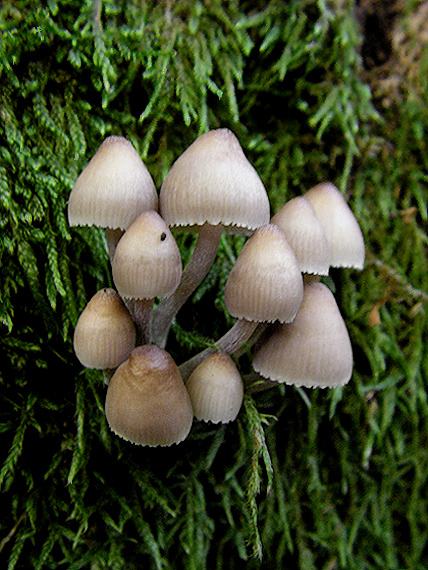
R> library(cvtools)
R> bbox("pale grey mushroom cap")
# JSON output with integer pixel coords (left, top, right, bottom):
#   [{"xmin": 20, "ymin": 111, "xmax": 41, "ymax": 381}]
[
  {"xmin": 68, "ymin": 136, "xmax": 158, "ymax": 230},
  {"xmin": 253, "ymin": 281, "xmax": 353, "ymax": 388},
  {"xmin": 271, "ymin": 196, "xmax": 331, "ymax": 275},
  {"xmin": 186, "ymin": 352, "xmax": 244, "ymax": 424},
  {"xmin": 224, "ymin": 224, "xmax": 304, "ymax": 324},
  {"xmin": 112, "ymin": 210, "xmax": 182, "ymax": 300},
  {"xmin": 159, "ymin": 129, "xmax": 270, "ymax": 232},
  {"xmin": 304, "ymin": 183, "xmax": 365, "ymax": 269},
  {"xmin": 105, "ymin": 345, "xmax": 194, "ymax": 446},
  {"xmin": 73, "ymin": 288, "xmax": 136, "ymax": 369}
]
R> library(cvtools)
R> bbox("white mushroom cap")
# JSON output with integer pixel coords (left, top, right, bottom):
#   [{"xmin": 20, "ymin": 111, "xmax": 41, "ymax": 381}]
[
  {"xmin": 159, "ymin": 128, "xmax": 270, "ymax": 232},
  {"xmin": 186, "ymin": 352, "xmax": 244, "ymax": 423},
  {"xmin": 73, "ymin": 288, "xmax": 136, "ymax": 369},
  {"xmin": 68, "ymin": 136, "xmax": 158, "ymax": 230},
  {"xmin": 304, "ymin": 183, "xmax": 365, "ymax": 269},
  {"xmin": 252, "ymin": 282, "xmax": 353, "ymax": 388},
  {"xmin": 105, "ymin": 345, "xmax": 194, "ymax": 446},
  {"xmin": 111, "ymin": 210, "xmax": 182, "ymax": 300},
  {"xmin": 271, "ymin": 196, "xmax": 331, "ymax": 275},
  {"xmin": 224, "ymin": 224, "xmax": 304, "ymax": 323}
]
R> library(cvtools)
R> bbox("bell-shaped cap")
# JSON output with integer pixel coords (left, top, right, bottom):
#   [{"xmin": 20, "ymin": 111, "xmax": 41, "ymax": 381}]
[
  {"xmin": 224, "ymin": 224, "xmax": 303, "ymax": 323},
  {"xmin": 105, "ymin": 345, "xmax": 194, "ymax": 446},
  {"xmin": 159, "ymin": 128, "xmax": 270, "ymax": 232},
  {"xmin": 112, "ymin": 210, "xmax": 182, "ymax": 300},
  {"xmin": 186, "ymin": 352, "xmax": 244, "ymax": 423},
  {"xmin": 304, "ymin": 183, "xmax": 365, "ymax": 269},
  {"xmin": 253, "ymin": 282, "xmax": 353, "ymax": 388},
  {"xmin": 271, "ymin": 196, "xmax": 330, "ymax": 275},
  {"xmin": 73, "ymin": 288, "xmax": 136, "ymax": 369},
  {"xmin": 68, "ymin": 136, "xmax": 158, "ymax": 230}
]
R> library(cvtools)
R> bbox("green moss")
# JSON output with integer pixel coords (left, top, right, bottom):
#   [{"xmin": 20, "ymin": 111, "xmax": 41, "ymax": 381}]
[{"xmin": 1, "ymin": 0, "xmax": 427, "ymax": 568}]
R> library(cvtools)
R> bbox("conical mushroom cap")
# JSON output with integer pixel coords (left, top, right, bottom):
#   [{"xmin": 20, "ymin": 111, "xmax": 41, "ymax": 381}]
[
  {"xmin": 224, "ymin": 224, "xmax": 304, "ymax": 323},
  {"xmin": 160, "ymin": 128, "xmax": 270, "ymax": 232},
  {"xmin": 186, "ymin": 352, "xmax": 244, "ymax": 423},
  {"xmin": 68, "ymin": 136, "xmax": 158, "ymax": 230},
  {"xmin": 304, "ymin": 183, "xmax": 365, "ymax": 269},
  {"xmin": 73, "ymin": 288, "xmax": 136, "ymax": 369},
  {"xmin": 253, "ymin": 282, "xmax": 353, "ymax": 388},
  {"xmin": 105, "ymin": 345, "xmax": 194, "ymax": 446},
  {"xmin": 271, "ymin": 196, "xmax": 331, "ymax": 275},
  {"xmin": 112, "ymin": 210, "xmax": 182, "ymax": 299}
]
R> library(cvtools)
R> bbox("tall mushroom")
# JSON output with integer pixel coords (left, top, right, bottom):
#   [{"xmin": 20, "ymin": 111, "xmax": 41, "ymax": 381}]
[
  {"xmin": 105, "ymin": 345, "xmax": 194, "ymax": 446},
  {"xmin": 67, "ymin": 135, "xmax": 158, "ymax": 260},
  {"xmin": 151, "ymin": 128, "xmax": 270, "ymax": 348},
  {"xmin": 111, "ymin": 210, "xmax": 182, "ymax": 342},
  {"xmin": 179, "ymin": 224, "xmax": 303, "ymax": 379}
]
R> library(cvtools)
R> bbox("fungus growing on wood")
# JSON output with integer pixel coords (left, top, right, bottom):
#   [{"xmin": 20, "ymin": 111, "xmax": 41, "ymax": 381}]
[
  {"xmin": 152, "ymin": 128, "xmax": 270, "ymax": 348},
  {"xmin": 73, "ymin": 288, "xmax": 136, "ymax": 370},
  {"xmin": 185, "ymin": 352, "xmax": 244, "ymax": 424},
  {"xmin": 252, "ymin": 281, "xmax": 353, "ymax": 388},
  {"xmin": 105, "ymin": 345, "xmax": 194, "ymax": 446}
]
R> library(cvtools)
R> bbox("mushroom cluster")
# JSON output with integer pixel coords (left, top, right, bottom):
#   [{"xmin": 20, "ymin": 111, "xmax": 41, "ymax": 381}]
[{"xmin": 68, "ymin": 130, "xmax": 364, "ymax": 447}]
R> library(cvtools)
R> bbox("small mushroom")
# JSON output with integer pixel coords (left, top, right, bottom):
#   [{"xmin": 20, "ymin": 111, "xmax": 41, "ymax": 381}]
[
  {"xmin": 67, "ymin": 135, "xmax": 158, "ymax": 259},
  {"xmin": 152, "ymin": 128, "xmax": 270, "ymax": 348},
  {"xmin": 111, "ymin": 211, "xmax": 182, "ymax": 341},
  {"xmin": 105, "ymin": 345, "xmax": 194, "ymax": 446},
  {"xmin": 270, "ymin": 196, "xmax": 330, "ymax": 275},
  {"xmin": 304, "ymin": 183, "xmax": 365, "ymax": 269},
  {"xmin": 73, "ymin": 288, "xmax": 136, "ymax": 370},
  {"xmin": 185, "ymin": 352, "xmax": 244, "ymax": 424},
  {"xmin": 252, "ymin": 281, "xmax": 353, "ymax": 388}
]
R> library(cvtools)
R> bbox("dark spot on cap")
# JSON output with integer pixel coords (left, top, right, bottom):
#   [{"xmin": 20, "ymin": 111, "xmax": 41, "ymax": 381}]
[{"xmin": 160, "ymin": 232, "xmax": 167, "ymax": 241}]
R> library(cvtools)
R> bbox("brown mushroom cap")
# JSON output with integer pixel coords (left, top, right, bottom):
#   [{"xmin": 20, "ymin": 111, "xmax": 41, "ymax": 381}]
[
  {"xmin": 252, "ymin": 282, "xmax": 353, "ymax": 388},
  {"xmin": 186, "ymin": 352, "xmax": 244, "ymax": 423},
  {"xmin": 224, "ymin": 224, "xmax": 304, "ymax": 324},
  {"xmin": 73, "ymin": 288, "xmax": 136, "ymax": 369},
  {"xmin": 105, "ymin": 345, "xmax": 194, "ymax": 446},
  {"xmin": 68, "ymin": 136, "xmax": 158, "ymax": 230},
  {"xmin": 304, "ymin": 183, "xmax": 365, "ymax": 269},
  {"xmin": 159, "ymin": 128, "xmax": 270, "ymax": 232},
  {"xmin": 111, "ymin": 210, "xmax": 182, "ymax": 300},
  {"xmin": 271, "ymin": 196, "xmax": 331, "ymax": 275}
]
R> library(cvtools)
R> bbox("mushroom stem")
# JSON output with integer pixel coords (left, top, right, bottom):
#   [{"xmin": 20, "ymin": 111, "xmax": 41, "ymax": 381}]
[
  {"xmin": 105, "ymin": 228, "xmax": 124, "ymax": 264},
  {"xmin": 125, "ymin": 298, "xmax": 154, "ymax": 345},
  {"xmin": 179, "ymin": 318, "xmax": 258, "ymax": 380},
  {"xmin": 151, "ymin": 223, "xmax": 223, "ymax": 348}
]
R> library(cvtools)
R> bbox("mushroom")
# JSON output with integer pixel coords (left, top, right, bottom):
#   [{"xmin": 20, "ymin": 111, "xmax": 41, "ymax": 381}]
[
  {"xmin": 73, "ymin": 288, "xmax": 136, "ymax": 370},
  {"xmin": 270, "ymin": 195, "xmax": 331, "ymax": 275},
  {"xmin": 304, "ymin": 183, "xmax": 365, "ymax": 269},
  {"xmin": 179, "ymin": 224, "xmax": 303, "ymax": 379},
  {"xmin": 252, "ymin": 281, "xmax": 353, "ymax": 388},
  {"xmin": 185, "ymin": 352, "xmax": 244, "ymax": 424},
  {"xmin": 151, "ymin": 128, "xmax": 270, "ymax": 348},
  {"xmin": 67, "ymin": 135, "xmax": 158, "ymax": 260},
  {"xmin": 105, "ymin": 345, "xmax": 194, "ymax": 446},
  {"xmin": 111, "ymin": 210, "xmax": 182, "ymax": 342}
]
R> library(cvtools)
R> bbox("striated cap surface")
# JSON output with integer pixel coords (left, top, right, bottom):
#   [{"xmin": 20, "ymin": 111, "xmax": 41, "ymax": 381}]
[
  {"xmin": 160, "ymin": 129, "xmax": 270, "ymax": 232},
  {"xmin": 68, "ymin": 136, "xmax": 158, "ymax": 230}
]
